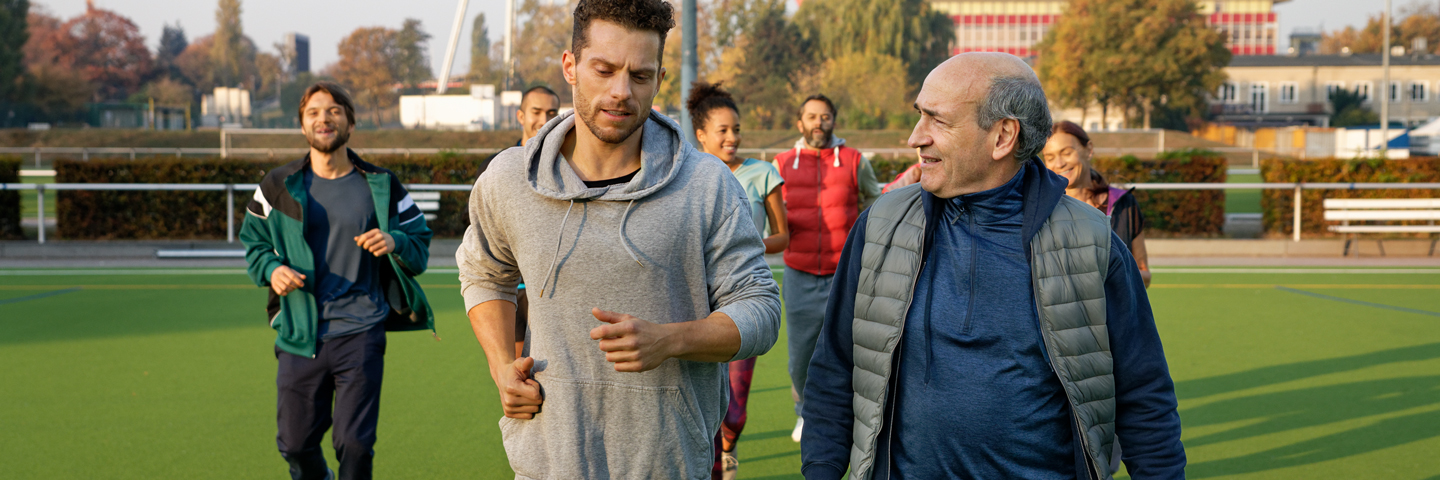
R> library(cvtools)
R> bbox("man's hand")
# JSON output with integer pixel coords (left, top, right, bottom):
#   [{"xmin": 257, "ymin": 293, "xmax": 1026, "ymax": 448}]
[
  {"xmin": 590, "ymin": 308, "xmax": 678, "ymax": 372},
  {"xmin": 355, "ymin": 229, "xmax": 395, "ymax": 256},
  {"xmin": 494, "ymin": 357, "xmax": 544, "ymax": 419},
  {"xmin": 270, "ymin": 265, "xmax": 306, "ymax": 296}
]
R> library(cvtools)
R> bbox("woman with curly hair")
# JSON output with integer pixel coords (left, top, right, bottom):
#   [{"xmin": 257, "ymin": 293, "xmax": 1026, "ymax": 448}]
[{"xmin": 687, "ymin": 80, "xmax": 789, "ymax": 480}]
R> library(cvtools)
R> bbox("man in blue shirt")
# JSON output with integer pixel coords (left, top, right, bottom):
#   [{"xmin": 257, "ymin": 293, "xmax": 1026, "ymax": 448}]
[{"xmin": 798, "ymin": 53, "xmax": 1184, "ymax": 480}]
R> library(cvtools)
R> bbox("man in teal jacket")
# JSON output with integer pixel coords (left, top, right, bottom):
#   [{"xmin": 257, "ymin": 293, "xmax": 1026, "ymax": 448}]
[{"xmin": 241, "ymin": 83, "xmax": 434, "ymax": 480}]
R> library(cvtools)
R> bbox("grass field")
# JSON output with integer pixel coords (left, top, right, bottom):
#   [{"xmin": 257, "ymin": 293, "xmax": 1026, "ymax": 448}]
[{"xmin": 2, "ymin": 267, "xmax": 1439, "ymax": 479}]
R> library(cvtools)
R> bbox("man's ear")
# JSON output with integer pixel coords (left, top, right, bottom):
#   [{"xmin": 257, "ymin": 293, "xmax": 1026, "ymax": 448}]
[
  {"xmin": 796, "ymin": 118, "xmax": 805, "ymax": 133},
  {"xmin": 658, "ymin": 66, "xmax": 666, "ymax": 84},
  {"xmin": 516, "ymin": 107, "xmax": 525, "ymax": 124},
  {"xmin": 562, "ymin": 50, "xmax": 579, "ymax": 86},
  {"xmin": 991, "ymin": 118, "xmax": 1020, "ymax": 161}
]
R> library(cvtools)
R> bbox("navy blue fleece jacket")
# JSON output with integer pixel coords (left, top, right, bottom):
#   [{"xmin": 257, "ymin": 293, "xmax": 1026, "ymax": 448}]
[{"xmin": 798, "ymin": 160, "xmax": 1185, "ymax": 480}]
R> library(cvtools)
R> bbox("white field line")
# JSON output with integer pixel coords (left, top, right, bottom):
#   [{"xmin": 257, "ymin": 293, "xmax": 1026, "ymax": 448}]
[
  {"xmin": 1, "ymin": 267, "xmax": 1435, "ymax": 276},
  {"xmin": 1151, "ymin": 268, "xmax": 1440, "ymax": 274}
]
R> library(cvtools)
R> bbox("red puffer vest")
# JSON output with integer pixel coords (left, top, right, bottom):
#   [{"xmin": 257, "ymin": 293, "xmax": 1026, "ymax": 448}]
[{"xmin": 775, "ymin": 143, "xmax": 863, "ymax": 276}]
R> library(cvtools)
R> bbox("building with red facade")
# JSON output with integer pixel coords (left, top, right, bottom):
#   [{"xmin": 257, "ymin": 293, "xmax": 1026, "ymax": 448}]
[{"xmin": 928, "ymin": 0, "xmax": 1285, "ymax": 58}]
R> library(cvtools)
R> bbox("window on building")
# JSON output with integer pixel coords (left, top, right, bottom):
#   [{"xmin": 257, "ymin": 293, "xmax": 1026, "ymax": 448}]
[
  {"xmin": 1250, "ymin": 82, "xmax": 1269, "ymax": 113},
  {"xmin": 1355, "ymin": 82, "xmax": 1373, "ymax": 102},
  {"xmin": 1390, "ymin": 81, "xmax": 1403, "ymax": 102},
  {"xmin": 1411, "ymin": 82, "xmax": 1429, "ymax": 102},
  {"xmin": 1324, "ymin": 82, "xmax": 1346, "ymax": 99},
  {"xmin": 1218, "ymin": 82, "xmax": 1239, "ymax": 104},
  {"xmin": 1279, "ymin": 82, "xmax": 1298, "ymax": 104}
]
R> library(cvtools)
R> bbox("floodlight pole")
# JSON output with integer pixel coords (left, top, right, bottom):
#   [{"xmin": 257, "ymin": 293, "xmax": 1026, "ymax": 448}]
[
  {"xmin": 1381, "ymin": 0, "xmax": 1391, "ymax": 157},
  {"xmin": 505, "ymin": 0, "xmax": 515, "ymax": 90},
  {"xmin": 437, "ymin": 0, "xmax": 471, "ymax": 94},
  {"xmin": 680, "ymin": 0, "xmax": 698, "ymax": 146}
]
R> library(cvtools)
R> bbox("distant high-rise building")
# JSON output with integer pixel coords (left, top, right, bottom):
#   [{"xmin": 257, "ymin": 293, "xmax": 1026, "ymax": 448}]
[
  {"xmin": 929, "ymin": 0, "xmax": 1286, "ymax": 58},
  {"xmin": 285, "ymin": 33, "xmax": 310, "ymax": 74}
]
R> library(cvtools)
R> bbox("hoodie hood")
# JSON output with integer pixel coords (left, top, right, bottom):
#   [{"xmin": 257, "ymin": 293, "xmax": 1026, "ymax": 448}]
[
  {"xmin": 526, "ymin": 109, "xmax": 692, "ymax": 202},
  {"xmin": 789, "ymin": 136, "xmax": 847, "ymax": 169}
]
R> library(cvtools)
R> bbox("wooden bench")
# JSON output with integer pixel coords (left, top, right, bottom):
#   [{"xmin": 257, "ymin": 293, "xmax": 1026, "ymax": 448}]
[
  {"xmin": 411, "ymin": 191, "xmax": 441, "ymax": 221},
  {"xmin": 1323, "ymin": 198, "xmax": 1440, "ymax": 256}
]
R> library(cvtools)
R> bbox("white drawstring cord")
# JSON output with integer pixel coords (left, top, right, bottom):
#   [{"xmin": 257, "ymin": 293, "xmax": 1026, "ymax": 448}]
[
  {"xmin": 619, "ymin": 199, "xmax": 643, "ymax": 266},
  {"xmin": 537, "ymin": 199, "xmax": 575, "ymax": 298}
]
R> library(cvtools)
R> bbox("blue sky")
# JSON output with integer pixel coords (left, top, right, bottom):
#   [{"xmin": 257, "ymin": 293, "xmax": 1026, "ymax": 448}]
[{"xmin": 37, "ymin": 0, "xmax": 1386, "ymax": 81}]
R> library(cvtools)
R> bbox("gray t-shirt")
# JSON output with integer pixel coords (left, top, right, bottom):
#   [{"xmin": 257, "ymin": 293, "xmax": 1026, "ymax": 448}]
[{"xmin": 304, "ymin": 169, "xmax": 389, "ymax": 339}]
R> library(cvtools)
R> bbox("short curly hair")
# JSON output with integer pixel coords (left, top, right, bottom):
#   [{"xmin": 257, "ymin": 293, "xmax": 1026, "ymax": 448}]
[
  {"xmin": 685, "ymin": 81, "xmax": 738, "ymax": 131},
  {"xmin": 571, "ymin": 0, "xmax": 675, "ymax": 60}
]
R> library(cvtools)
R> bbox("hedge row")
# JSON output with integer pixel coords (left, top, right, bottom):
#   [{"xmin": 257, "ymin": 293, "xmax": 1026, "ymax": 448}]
[
  {"xmin": 1093, "ymin": 150, "xmax": 1228, "ymax": 237},
  {"xmin": 1260, "ymin": 157, "xmax": 1440, "ymax": 237},
  {"xmin": 869, "ymin": 149, "xmax": 1228, "ymax": 237},
  {"xmin": 55, "ymin": 154, "xmax": 489, "ymax": 240},
  {"xmin": 0, "ymin": 155, "xmax": 21, "ymax": 239}
]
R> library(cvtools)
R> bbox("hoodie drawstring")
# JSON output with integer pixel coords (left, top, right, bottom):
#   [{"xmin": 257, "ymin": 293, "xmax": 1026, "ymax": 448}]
[
  {"xmin": 619, "ymin": 199, "xmax": 643, "ymax": 266},
  {"xmin": 537, "ymin": 200, "xmax": 575, "ymax": 298},
  {"xmin": 792, "ymin": 145, "xmax": 843, "ymax": 169}
]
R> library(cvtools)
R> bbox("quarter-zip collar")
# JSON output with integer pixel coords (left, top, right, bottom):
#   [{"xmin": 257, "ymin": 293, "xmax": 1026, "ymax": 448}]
[{"xmin": 944, "ymin": 166, "xmax": 1027, "ymax": 226}]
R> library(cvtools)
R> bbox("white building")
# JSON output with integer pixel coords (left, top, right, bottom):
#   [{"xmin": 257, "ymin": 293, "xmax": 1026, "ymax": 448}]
[{"xmin": 400, "ymin": 85, "xmax": 506, "ymax": 130}]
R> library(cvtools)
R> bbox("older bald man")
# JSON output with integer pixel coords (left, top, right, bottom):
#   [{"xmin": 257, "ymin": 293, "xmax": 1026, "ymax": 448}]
[{"xmin": 798, "ymin": 53, "xmax": 1185, "ymax": 480}]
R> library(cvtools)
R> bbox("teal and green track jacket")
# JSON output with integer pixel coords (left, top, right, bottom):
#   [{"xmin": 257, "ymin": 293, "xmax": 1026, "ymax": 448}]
[{"xmin": 240, "ymin": 150, "xmax": 435, "ymax": 358}]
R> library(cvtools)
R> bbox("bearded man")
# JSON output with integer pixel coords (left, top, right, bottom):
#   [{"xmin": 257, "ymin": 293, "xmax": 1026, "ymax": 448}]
[{"xmin": 240, "ymin": 82, "xmax": 435, "ymax": 480}]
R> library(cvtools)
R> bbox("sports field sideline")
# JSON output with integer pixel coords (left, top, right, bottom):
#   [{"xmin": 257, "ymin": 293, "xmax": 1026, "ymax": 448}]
[{"xmin": 1, "ymin": 267, "xmax": 1438, "ymax": 479}]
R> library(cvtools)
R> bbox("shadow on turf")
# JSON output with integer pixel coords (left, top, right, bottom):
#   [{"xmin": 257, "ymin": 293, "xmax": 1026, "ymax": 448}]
[
  {"xmin": 1175, "ymin": 342, "xmax": 1440, "ymax": 400},
  {"xmin": 1175, "ymin": 344, "xmax": 1440, "ymax": 478}
]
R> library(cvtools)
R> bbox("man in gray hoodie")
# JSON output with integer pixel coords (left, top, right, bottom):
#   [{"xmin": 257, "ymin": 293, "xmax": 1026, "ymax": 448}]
[{"xmin": 457, "ymin": 0, "xmax": 782, "ymax": 478}]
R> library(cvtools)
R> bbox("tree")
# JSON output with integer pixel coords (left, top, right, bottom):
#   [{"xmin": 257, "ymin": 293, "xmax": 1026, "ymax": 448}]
[
  {"xmin": 50, "ymin": 2, "xmax": 154, "ymax": 101},
  {"xmin": 791, "ymin": 0, "xmax": 952, "ymax": 86},
  {"xmin": 25, "ymin": 62, "xmax": 90, "ymax": 116},
  {"xmin": 394, "ymin": 18, "xmax": 432, "ymax": 87},
  {"xmin": 0, "ymin": 0, "xmax": 27, "ymax": 101},
  {"xmin": 711, "ymin": 2, "xmax": 807, "ymax": 129},
  {"xmin": 176, "ymin": 35, "xmax": 217, "ymax": 91},
  {"xmin": 156, "ymin": 22, "xmax": 187, "ymax": 80},
  {"xmin": 655, "ymin": 1, "xmax": 720, "ymax": 111},
  {"xmin": 507, "ymin": 0, "xmax": 573, "ymax": 102},
  {"xmin": 1035, "ymin": 0, "xmax": 1229, "ymax": 129},
  {"xmin": 254, "ymin": 51, "xmax": 283, "ymax": 101},
  {"xmin": 792, "ymin": 51, "xmax": 910, "ymax": 129},
  {"xmin": 1330, "ymin": 88, "xmax": 1379, "ymax": 127},
  {"xmin": 129, "ymin": 77, "xmax": 192, "ymax": 106},
  {"xmin": 1321, "ymin": 6, "xmax": 1440, "ymax": 55},
  {"xmin": 211, "ymin": 0, "xmax": 252, "ymax": 87},
  {"xmin": 468, "ymin": 12, "xmax": 500, "ymax": 85},
  {"xmin": 333, "ymin": 26, "xmax": 398, "ymax": 126}
]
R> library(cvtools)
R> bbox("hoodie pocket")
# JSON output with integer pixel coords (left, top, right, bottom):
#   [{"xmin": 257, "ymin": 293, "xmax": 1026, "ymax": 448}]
[{"xmin": 498, "ymin": 376, "xmax": 713, "ymax": 479}]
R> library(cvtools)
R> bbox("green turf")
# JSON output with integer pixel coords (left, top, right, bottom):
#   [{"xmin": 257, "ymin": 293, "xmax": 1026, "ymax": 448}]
[
  {"xmin": 2, "ymin": 268, "xmax": 1439, "ymax": 479},
  {"xmin": 18, "ymin": 175, "xmax": 53, "ymax": 218},
  {"xmin": 1226, "ymin": 173, "xmax": 1262, "ymax": 215}
]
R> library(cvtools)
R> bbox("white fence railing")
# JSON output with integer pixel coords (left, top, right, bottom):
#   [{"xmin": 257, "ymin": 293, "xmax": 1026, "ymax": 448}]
[
  {"xmin": 3, "ymin": 182, "xmax": 1437, "ymax": 245},
  {"xmin": 0, "ymin": 183, "xmax": 470, "ymax": 244},
  {"xmin": 1, "ymin": 145, "xmax": 1275, "ymax": 168}
]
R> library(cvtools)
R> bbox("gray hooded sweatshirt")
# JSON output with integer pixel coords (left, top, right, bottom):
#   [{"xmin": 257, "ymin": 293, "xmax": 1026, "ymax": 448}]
[{"xmin": 458, "ymin": 110, "xmax": 782, "ymax": 479}]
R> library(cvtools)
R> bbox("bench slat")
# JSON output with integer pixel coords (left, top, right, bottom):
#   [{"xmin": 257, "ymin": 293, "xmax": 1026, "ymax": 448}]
[
  {"xmin": 1323, "ymin": 199, "xmax": 1440, "ymax": 209},
  {"xmin": 1324, "ymin": 211, "xmax": 1440, "ymax": 221},
  {"xmin": 410, "ymin": 192, "xmax": 441, "ymax": 201},
  {"xmin": 415, "ymin": 201, "xmax": 440, "ymax": 211},
  {"xmin": 1329, "ymin": 225, "xmax": 1440, "ymax": 233}
]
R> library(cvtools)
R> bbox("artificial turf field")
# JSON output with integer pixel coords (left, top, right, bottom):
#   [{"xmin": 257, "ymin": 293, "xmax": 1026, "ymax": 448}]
[{"xmin": 2, "ymin": 267, "xmax": 1439, "ymax": 479}]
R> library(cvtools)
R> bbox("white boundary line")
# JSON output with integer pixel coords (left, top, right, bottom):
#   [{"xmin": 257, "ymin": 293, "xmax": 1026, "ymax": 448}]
[
  {"xmin": 1151, "ymin": 268, "xmax": 1440, "ymax": 274},
  {"xmin": 1, "ymin": 267, "xmax": 1436, "ymax": 276}
]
